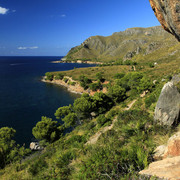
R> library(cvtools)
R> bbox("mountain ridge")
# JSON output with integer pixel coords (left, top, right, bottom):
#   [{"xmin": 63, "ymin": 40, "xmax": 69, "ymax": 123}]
[{"xmin": 65, "ymin": 26, "xmax": 178, "ymax": 62}]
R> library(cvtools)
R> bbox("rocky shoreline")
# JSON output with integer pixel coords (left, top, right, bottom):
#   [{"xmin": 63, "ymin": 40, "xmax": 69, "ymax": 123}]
[
  {"xmin": 51, "ymin": 60, "xmax": 103, "ymax": 65},
  {"xmin": 42, "ymin": 76, "xmax": 107, "ymax": 96}
]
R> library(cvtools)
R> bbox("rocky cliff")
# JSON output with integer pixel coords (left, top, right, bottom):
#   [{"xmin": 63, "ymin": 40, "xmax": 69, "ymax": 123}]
[
  {"xmin": 149, "ymin": 0, "xmax": 180, "ymax": 41},
  {"xmin": 65, "ymin": 26, "xmax": 177, "ymax": 62}
]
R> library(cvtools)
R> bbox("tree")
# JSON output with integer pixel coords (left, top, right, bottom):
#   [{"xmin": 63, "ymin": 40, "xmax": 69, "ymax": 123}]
[
  {"xmin": 92, "ymin": 92, "xmax": 113, "ymax": 114},
  {"xmin": 62, "ymin": 113, "xmax": 78, "ymax": 128},
  {"xmin": 32, "ymin": 116, "xmax": 63, "ymax": 143},
  {"xmin": 108, "ymin": 85, "xmax": 126, "ymax": 103},
  {"xmin": 73, "ymin": 93, "xmax": 93, "ymax": 119},
  {"xmin": 55, "ymin": 105, "xmax": 73, "ymax": 119},
  {"xmin": 0, "ymin": 127, "xmax": 16, "ymax": 168},
  {"xmin": 0, "ymin": 127, "xmax": 30, "ymax": 169},
  {"xmin": 89, "ymin": 81, "xmax": 102, "ymax": 91}
]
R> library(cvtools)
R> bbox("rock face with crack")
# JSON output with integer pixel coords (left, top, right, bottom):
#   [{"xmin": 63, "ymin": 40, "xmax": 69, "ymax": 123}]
[{"xmin": 149, "ymin": 0, "xmax": 180, "ymax": 41}]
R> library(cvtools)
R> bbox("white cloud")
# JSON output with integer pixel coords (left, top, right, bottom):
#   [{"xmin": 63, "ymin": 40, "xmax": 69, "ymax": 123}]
[
  {"xmin": 18, "ymin": 47, "xmax": 27, "ymax": 50},
  {"xmin": 61, "ymin": 14, "xmax": 66, "ymax": 18},
  {"xmin": 18, "ymin": 46, "xmax": 39, "ymax": 50},
  {"xmin": 0, "ymin": 6, "xmax": 9, "ymax": 15},
  {"xmin": 29, "ymin": 46, "xmax": 38, "ymax": 49}
]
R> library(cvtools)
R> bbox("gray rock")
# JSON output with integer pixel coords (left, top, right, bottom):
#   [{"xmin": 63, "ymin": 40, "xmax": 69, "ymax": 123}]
[
  {"xmin": 30, "ymin": 142, "xmax": 43, "ymax": 151},
  {"xmin": 154, "ymin": 82, "xmax": 180, "ymax": 126},
  {"xmin": 171, "ymin": 73, "xmax": 180, "ymax": 84},
  {"xmin": 123, "ymin": 51, "xmax": 136, "ymax": 60}
]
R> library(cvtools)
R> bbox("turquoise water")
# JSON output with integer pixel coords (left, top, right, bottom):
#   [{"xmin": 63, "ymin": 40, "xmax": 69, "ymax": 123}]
[{"xmin": 0, "ymin": 56, "xmax": 95, "ymax": 146}]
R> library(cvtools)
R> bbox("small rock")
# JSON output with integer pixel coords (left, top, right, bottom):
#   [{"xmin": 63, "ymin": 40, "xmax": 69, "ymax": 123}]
[
  {"xmin": 30, "ymin": 142, "xmax": 43, "ymax": 151},
  {"xmin": 154, "ymin": 145, "xmax": 167, "ymax": 160}
]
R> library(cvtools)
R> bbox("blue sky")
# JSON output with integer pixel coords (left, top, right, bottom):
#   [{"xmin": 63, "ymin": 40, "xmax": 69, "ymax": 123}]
[{"xmin": 0, "ymin": 0, "xmax": 160, "ymax": 56}]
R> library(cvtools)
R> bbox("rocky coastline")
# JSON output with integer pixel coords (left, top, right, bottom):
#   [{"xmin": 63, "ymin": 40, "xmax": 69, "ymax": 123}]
[
  {"xmin": 51, "ymin": 59, "xmax": 103, "ymax": 65},
  {"xmin": 42, "ymin": 76, "xmax": 107, "ymax": 96}
]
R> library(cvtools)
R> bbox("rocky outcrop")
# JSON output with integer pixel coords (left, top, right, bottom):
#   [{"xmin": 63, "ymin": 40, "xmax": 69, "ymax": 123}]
[
  {"xmin": 154, "ymin": 82, "xmax": 180, "ymax": 126},
  {"xmin": 141, "ymin": 131, "xmax": 180, "ymax": 179},
  {"xmin": 139, "ymin": 156, "xmax": 180, "ymax": 179},
  {"xmin": 154, "ymin": 131, "xmax": 180, "ymax": 160},
  {"xmin": 149, "ymin": 0, "xmax": 180, "ymax": 41},
  {"xmin": 164, "ymin": 131, "xmax": 180, "ymax": 158}
]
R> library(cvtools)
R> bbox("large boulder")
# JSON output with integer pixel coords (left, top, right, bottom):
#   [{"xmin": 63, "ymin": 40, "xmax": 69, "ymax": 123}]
[
  {"xmin": 154, "ymin": 82, "xmax": 180, "ymax": 126},
  {"xmin": 149, "ymin": 0, "xmax": 180, "ymax": 41}
]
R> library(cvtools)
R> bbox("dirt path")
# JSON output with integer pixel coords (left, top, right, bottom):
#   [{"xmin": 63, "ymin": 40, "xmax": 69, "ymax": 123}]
[
  {"xmin": 86, "ymin": 99, "xmax": 137, "ymax": 145},
  {"xmin": 86, "ymin": 117, "xmax": 117, "ymax": 145}
]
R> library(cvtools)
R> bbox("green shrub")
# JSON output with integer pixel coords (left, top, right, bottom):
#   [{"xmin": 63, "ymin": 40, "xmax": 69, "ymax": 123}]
[
  {"xmin": 63, "ymin": 78, "xmax": 68, "ymax": 83},
  {"xmin": 114, "ymin": 73, "xmax": 125, "ymax": 79},
  {"xmin": 79, "ymin": 75, "xmax": 92, "ymax": 90},
  {"xmin": 89, "ymin": 81, "xmax": 102, "ymax": 91},
  {"xmin": 28, "ymin": 158, "xmax": 48, "ymax": 176},
  {"xmin": 148, "ymin": 63, "xmax": 155, "ymax": 68},
  {"xmin": 45, "ymin": 72, "xmax": 54, "ymax": 81},
  {"xmin": 96, "ymin": 114, "xmax": 110, "ymax": 127},
  {"xmin": 68, "ymin": 81, "xmax": 76, "ymax": 86},
  {"xmin": 55, "ymin": 73, "xmax": 64, "ymax": 80},
  {"xmin": 95, "ymin": 72, "xmax": 105, "ymax": 82}
]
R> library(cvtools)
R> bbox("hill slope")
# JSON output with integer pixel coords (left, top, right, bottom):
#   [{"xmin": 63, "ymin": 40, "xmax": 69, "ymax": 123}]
[{"xmin": 65, "ymin": 26, "xmax": 178, "ymax": 62}]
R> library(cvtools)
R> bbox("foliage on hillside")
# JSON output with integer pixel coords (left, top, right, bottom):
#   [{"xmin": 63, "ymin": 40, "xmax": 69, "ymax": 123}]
[
  {"xmin": 0, "ymin": 67, "xmax": 177, "ymax": 179},
  {"xmin": 1, "ymin": 26, "xmax": 180, "ymax": 179}
]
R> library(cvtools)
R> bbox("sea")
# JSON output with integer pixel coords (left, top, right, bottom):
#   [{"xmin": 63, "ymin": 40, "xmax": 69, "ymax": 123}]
[{"xmin": 0, "ymin": 56, "xmax": 95, "ymax": 146}]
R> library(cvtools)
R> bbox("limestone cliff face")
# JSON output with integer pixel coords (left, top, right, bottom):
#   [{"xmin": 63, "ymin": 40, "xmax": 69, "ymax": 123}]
[{"xmin": 149, "ymin": 0, "xmax": 180, "ymax": 41}]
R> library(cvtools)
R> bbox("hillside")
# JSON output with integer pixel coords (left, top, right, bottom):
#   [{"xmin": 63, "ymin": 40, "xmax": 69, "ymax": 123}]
[
  {"xmin": 65, "ymin": 26, "xmax": 179, "ymax": 62},
  {"xmin": 0, "ymin": 26, "xmax": 180, "ymax": 179}
]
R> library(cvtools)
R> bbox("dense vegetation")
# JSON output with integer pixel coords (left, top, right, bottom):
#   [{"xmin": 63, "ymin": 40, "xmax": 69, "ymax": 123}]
[{"xmin": 1, "ymin": 66, "xmax": 178, "ymax": 179}]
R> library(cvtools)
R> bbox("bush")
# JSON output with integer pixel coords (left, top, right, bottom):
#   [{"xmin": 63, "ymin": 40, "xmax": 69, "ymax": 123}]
[
  {"xmin": 45, "ymin": 72, "xmax": 54, "ymax": 81},
  {"xmin": 114, "ymin": 73, "xmax": 125, "ymax": 79},
  {"xmin": 63, "ymin": 78, "xmax": 68, "ymax": 83},
  {"xmin": 79, "ymin": 75, "xmax": 92, "ymax": 90},
  {"xmin": 55, "ymin": 73, "xmax": 64, "ymax": 80},
  {"xmin": 28, "ymin": 158, "xmax": 48, "ymax": 176},
  {"xmin": 96, "ymin": 114, "xmax": 110, "ymax": 127},
  {"xmin": 149, "ymin": 63, "xmax": 154, "ymax": 68},
  {"xmin": 68, "ymin": 81, "xmax": 76, "ymax": 86},
  {"xmin": 89, "ymin": 81, "xmax": 102, "ymax": 91},
  {"xmin": 95, "ymin": 72, "xmax": 105, "ymax": 82}
]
